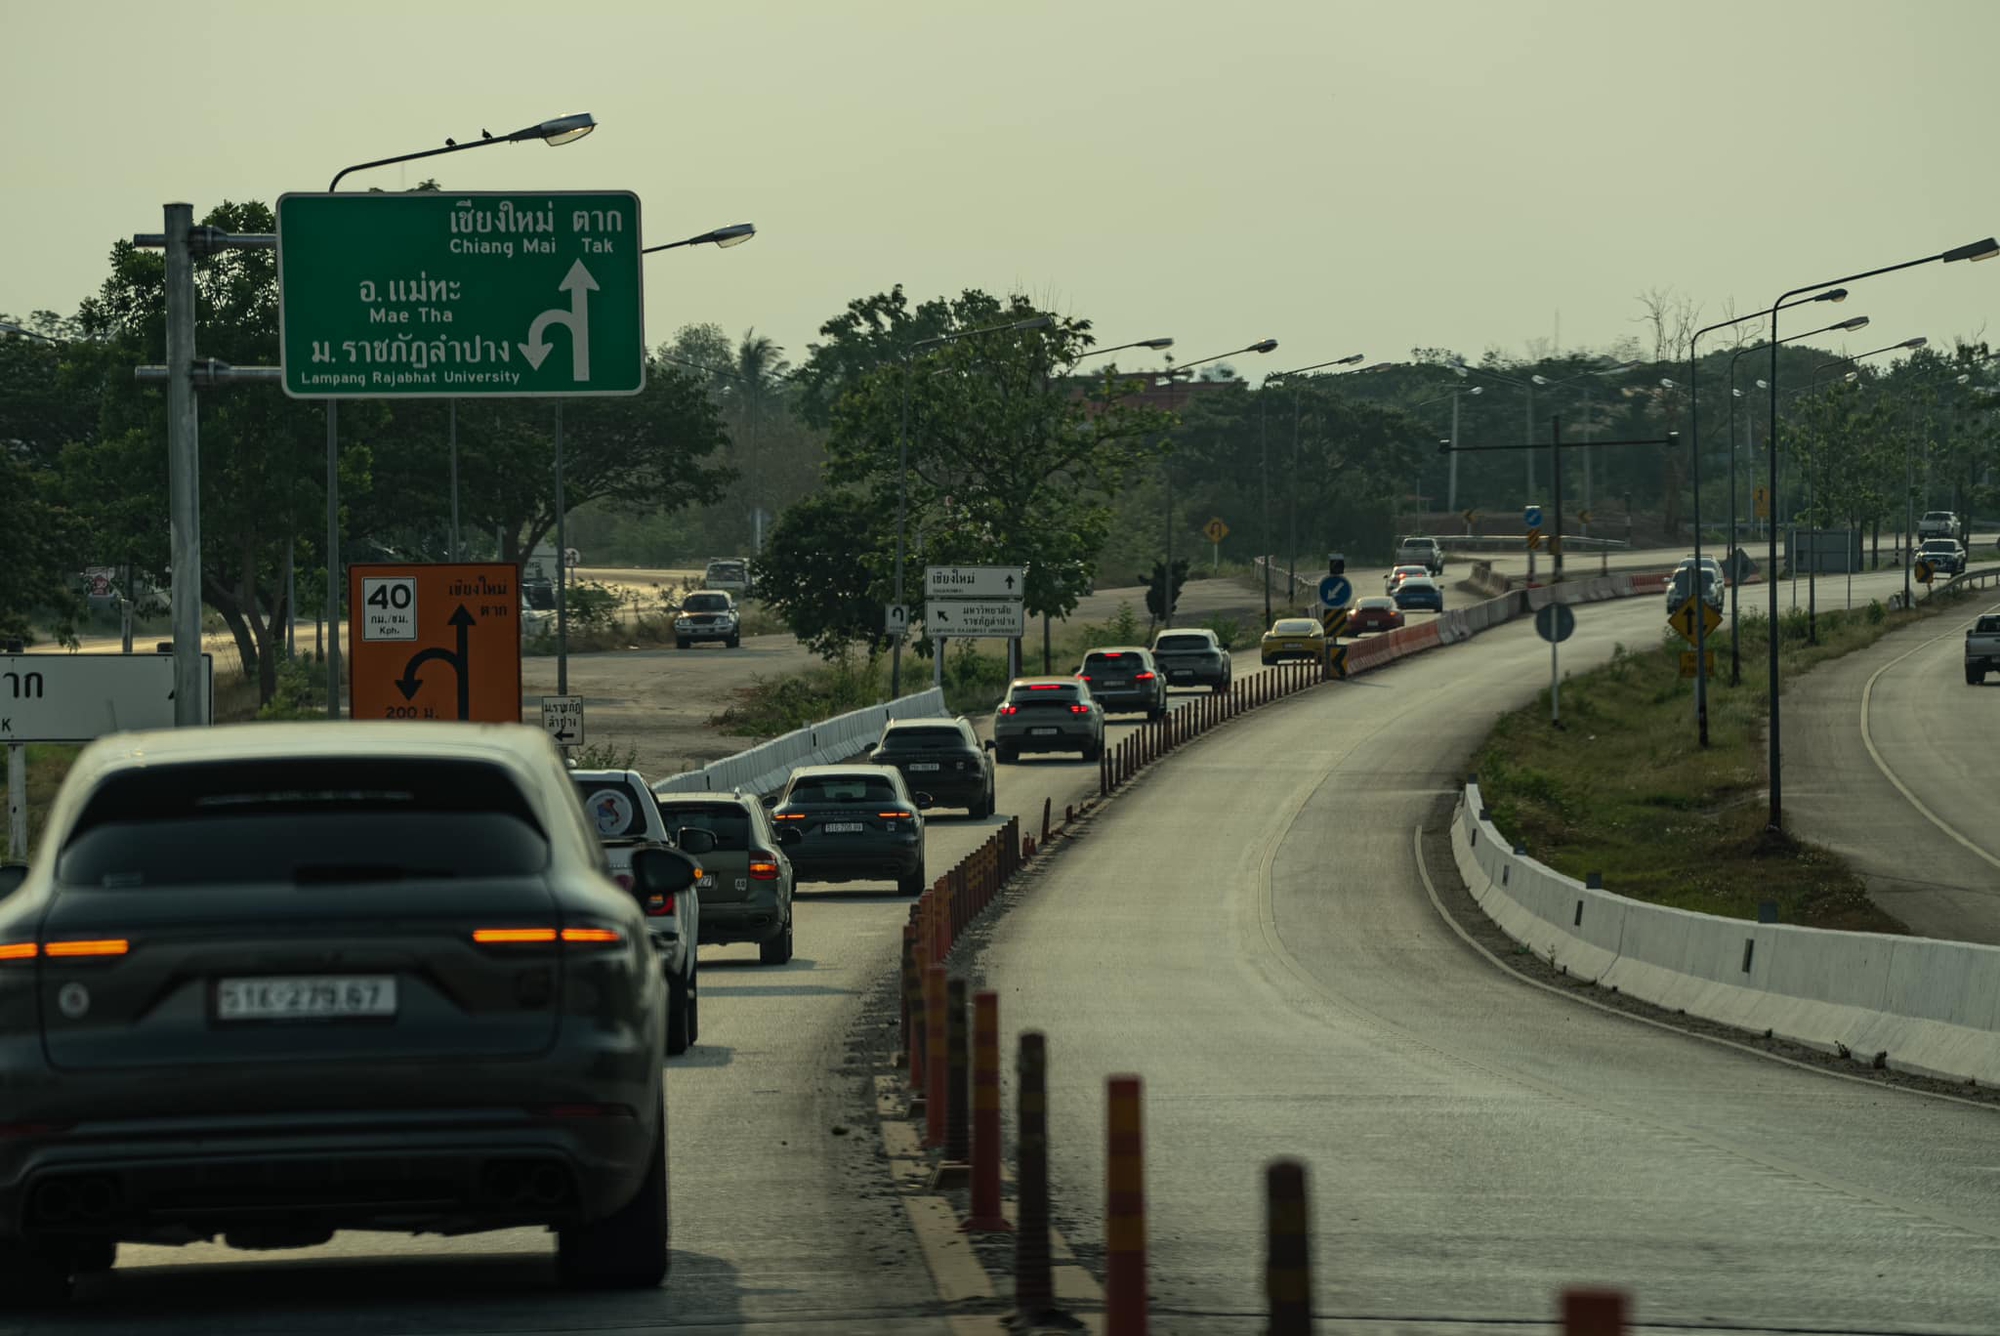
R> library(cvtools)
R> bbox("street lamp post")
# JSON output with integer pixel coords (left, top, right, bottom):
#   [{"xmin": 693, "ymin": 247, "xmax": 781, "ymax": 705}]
[
  {"xmin": 1414, "ymin": 383, "xmax": 1484, "ymax": 524},
  {"xmin": 1529, "ymin": 361, "xmax": 1641, "ymax": 549},
  {"xmin": 1156, "ymin": 340, "xmax": 1278, "ymax": 626},
  {"xmin": 323, "ymin": 112, "xmax": 599, "ymax": 718},
  {"xmin": 1723, "ymin": 315, "xmax": 1870, "ymax": 684},
  {"xmin": 1763, "ymin": 236, "xmax": 1996, "ymax": 833},
  {"xmin": 1262, "ymin": 354, "xmax": 1362, "ymax": 620},
  {"xmin": 890, "ymin": 314, "xmax": 1056, "ymax": 697},
  {"xmin": 1453, "ymin": 362, "xmax": 1542, "ymax": 575}
]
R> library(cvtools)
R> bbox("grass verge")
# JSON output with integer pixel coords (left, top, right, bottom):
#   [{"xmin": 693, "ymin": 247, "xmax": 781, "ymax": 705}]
[{"xmin": 1473, "ymin": 585, "xmax": 1991, "ymax": 931}]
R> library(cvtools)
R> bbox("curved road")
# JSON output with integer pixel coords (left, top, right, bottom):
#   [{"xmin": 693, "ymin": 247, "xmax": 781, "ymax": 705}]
[
  {"xmin": 976, "ymin": 567, "xmax": 2000, "ymax": 1333},
  {"xmin": 1787, "ymin": 594, "xmax": 2000, "ymax": 944}
]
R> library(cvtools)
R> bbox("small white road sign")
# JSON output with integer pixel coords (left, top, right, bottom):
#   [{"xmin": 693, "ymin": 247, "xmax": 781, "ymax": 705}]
[{"xmin": 541, "ymin": 694, "xmax": 585, "ymax": 747}]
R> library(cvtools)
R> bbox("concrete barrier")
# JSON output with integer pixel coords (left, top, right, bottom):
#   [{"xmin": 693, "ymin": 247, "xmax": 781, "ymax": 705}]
[
  {"xmin": 654, "ymin": 686, "xmax": 950, "ymax": 796},
  {"xmin": 1453, "ymin": 782, "xmax": 2000, "ymax": 1085}
]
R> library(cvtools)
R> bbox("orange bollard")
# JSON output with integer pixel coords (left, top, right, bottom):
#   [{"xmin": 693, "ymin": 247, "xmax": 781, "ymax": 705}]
[
  {"xmin": 945, "ymin": 978, "xmax": 971, "ymax": 1165},
  {"xmin": 903, "ymin": 923, "xmax": 924, "ymax": 1090},
  {"xmin": 1014, "ymin": 1032, "xmax": 1054, "ymax": 1317},
  {"xmin": 1562, "ymin": 1288, "xmax": 1629, "ymax": 1335},
  {"xmin": 1042, "ymin": 796, "xmax": 1052, "ymax": 842},
  {"xmin": 1105, "ymin": 1075, "xmax": 1147, "ymax": 1335},
  {"xmin": 963, "ymin": 990, "xmax": 1011, "ymax": 1232},
  {"xmin": 1265, "ymin": 1158, "xmax": 1312, "ymax": 1335},
  {"xmin": 924, "ymin": 965, "xmax": 949, "ymax": 1147}
]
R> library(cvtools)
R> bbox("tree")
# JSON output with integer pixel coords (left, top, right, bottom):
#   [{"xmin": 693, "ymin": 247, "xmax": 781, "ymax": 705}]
[
  {"xmin": 0, "ymin": 453, "xmax": 83, "ymax": 644},
  {"xmin": 800, "ymin": 287, "xmax": 1174, "ymax": 631},
  {"xmin": 752, "ymin": 489, "xmax": 895, "ymax": 658}
]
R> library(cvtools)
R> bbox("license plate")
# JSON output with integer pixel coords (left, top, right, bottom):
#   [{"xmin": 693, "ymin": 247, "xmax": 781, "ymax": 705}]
[
  {"xmin": 1030, "ymin": 727, "xmax": 1059, "ymax": 736},
  {"xmin": 1170, "ymin": 670, "xmax": 1193, "ymax": 679},
  {"xmin": 1103, "ymin": 679, "xmax": 1127, "ymax": 688},
  {"xmin": 908, "ymin": 762, "xmax": 940, "ymax": 771},
  {"xmin": 698, "ymin": 874, "xmax": 715, "ymax": 888},
  {"xmin": 824, "ymin": 821, "xmax": 865, "ymax": 833},
  {"xmin": 216, "ymin": 976, "xmax": 397, "ymax": 1021}
]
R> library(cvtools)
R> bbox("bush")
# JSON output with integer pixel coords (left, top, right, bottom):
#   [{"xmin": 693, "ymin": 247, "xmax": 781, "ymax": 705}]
[
  {"xmin": 256, "ymin": 659, "xmax": 323, "ymax": 721},
  {"xmin": 569, "ymin": 737, "xmax": 640, "ymax": 770}
]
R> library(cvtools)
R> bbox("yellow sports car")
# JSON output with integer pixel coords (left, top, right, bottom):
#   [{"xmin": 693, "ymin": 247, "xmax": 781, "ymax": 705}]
[{"xmin": 1260, "ymin": 616, "xmax": 1326, "ymax": 666}]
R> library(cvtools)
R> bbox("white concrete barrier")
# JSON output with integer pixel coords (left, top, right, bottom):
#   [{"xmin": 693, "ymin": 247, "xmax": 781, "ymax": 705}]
[
  {"xmin": 1453, "ymin": 782, "xmax": 2000, "ymax": 1085},
  {"xmin": 654, "ymin": 686, "xmax": 950, "ymax": 797}
]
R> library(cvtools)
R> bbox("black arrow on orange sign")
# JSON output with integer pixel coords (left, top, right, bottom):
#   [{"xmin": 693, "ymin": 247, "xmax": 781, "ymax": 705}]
[{"xmin": 396, "ymin": 605, "xmax": 475, "ymax": 718}]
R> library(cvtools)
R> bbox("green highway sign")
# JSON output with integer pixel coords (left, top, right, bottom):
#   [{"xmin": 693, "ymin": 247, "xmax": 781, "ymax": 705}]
[{"xmin": 276, "ymin": 191, "xmax": 644, "ymax": 399}]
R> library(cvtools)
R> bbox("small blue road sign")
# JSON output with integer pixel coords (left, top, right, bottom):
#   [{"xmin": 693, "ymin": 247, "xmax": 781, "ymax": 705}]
[
  {"xmin": 1524, "ymin": 504, "xmax": 1544, "ymax": 529},
  {"xmin": 1318, "ymin": 575, "xmax": 1353, "ymax": 608}
]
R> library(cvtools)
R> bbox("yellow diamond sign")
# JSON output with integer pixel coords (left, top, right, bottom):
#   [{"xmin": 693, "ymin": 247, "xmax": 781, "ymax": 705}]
[{"xmin": 1668, "ymin": 596, "xmax": 1722, "ymax": 647}]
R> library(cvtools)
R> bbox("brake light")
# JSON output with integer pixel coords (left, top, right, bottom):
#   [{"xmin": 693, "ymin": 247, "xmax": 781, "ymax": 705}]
[
  {"xmin": 0, "ymin": 942, "xmax": 38, "ymax": 962},
  {"xmin": 1027, "ymin": 684, "xmax": 1066, "ymax": 691},
  {"xmin": 44, "ymin": 939, "xmax": 129, "ymax": 958},
  {"xmin": 1069, "ymin": 704, "xmax": 1091, "ymax": 715},
  {"xmin": 1076, "ymin": 674, "xmax": 1092, "ymax": 682},
  {"xmin": 560, "ymin": 927, "xmax": 624, "ymax": 946},
  {"xmin": 1133, "ymin": 671, "xmax": 1156, "ymax": 681},
  {"xmin": 773, "ymin": 812, "xmax": 804, "ymax": 820},
  {"xmin": 749, "ymin": 854, "xmax": 780, "ymax": 880},
  {"xmin": 613, "ymin": 873, "xmax": 634, "ymax": 890},
  {"xmin": 642, "ymin": 892, "xmax": 676, "ymax": 918},
  {"xmin": 998, "ymin": 704, "xmax": 1019, "ymax": 715},
  {"xmin": 879, "ymin": 811, "xmax": 913, "ymax": 820},
  {"xmin": 473, "ymin": 928, "xmax": 559, "ymax": 945}
]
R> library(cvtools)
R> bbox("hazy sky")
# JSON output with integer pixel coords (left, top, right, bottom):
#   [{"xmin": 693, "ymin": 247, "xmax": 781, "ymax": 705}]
[{"xmin": 6, "ymin": 0, "xmax": 1997, "ymax": 380}]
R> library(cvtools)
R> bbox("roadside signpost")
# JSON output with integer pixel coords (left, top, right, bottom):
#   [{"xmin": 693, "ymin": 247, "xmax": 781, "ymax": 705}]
[
  {"xmin": 541, "ymin": 695, "xmax": 585, "ymax": 748},
  {"xmin": 1321, "ymin": 607, "xmax": 1349, "ymax": 639},
  {"xmin": 1317, "ymin": 574, "xmax": 1353, "ymax": 610},
  {"xmin": 3, "ymin": 653, "xmax": 215, "ymax": 859},
  {"xmin": 884, "ymin": 603, "xmax": 911, "ymax": 635},
  {"xmin": 276, "ymin": 192, "xmax": 645, "ymax": 399},
  {"xmin": 925, "ymin": 565, "xmax": 1027, "ymax": 685},
  {"xmin": 1534, "ymin": 603, "xmax": 1576, "ymax": 643},
  {"xmin": 1915, "ymin": 559, "xmax": 1935, "ymax": 585},
  {"xmin": 348, "ymin": 563, "xmax": 523, "ymax": 723},
  {"xmin": 1679, "ymin": 649, "xmax": 1717, "ymax": 679},
  {"xmin": 1203, "ymin": 516, "xmax": 1229, "ymax": 571},
  {"xmin": 1668, "ymin": 595, "xmax": 1722, "ymax": 646},
  {"xmin": 1, "ymin": 653, "xmax": 214, "ymax": 743}
]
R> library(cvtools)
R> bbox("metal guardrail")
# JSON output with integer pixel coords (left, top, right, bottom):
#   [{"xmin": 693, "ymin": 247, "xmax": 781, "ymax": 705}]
[{"xmin": 1434, "ymin": 534, "xmax": 1631, "ymax": 553}]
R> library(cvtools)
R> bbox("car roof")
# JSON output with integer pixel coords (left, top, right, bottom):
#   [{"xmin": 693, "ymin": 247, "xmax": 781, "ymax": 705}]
[
  {"xmin": 66, "ymin": 721, "xmax": 559, "ymax": 784},
  {"xmin": 1358, "ymin": 596, "xmax": 1395, "ymax": 607},
  {"xmin": 884, "ymin": 716, "xmax": 968, "ymax": 730},
  {"xmin": 571, "ymin": 767, "xmax": 648, "ymax": 785},
  {"xmin": 1400, "ymin": 575, "xmax": 1437, "ymax": 585},
  {"xmin": 1009, "ymin": 675, "xmax": 1080, "ymax": 687},
  {"xmin": 789, "ymin": 763, "xmax": 904, "ymax": 780},
  {"xmin": 1084, "ymin": 645, "xmax": 1151, "ymax": 655}
]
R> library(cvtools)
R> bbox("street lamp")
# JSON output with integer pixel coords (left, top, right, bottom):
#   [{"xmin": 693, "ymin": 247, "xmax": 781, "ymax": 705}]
[
  {"xmin": 1258, "ymin": 355, "xmax": 1361, "ymax": 622},
  {"xmin": 1155, "ymin": 340, "xmax": 1278, "ymax": 627},
  {"xmin": 1720, "ymin": 314, "xmax": 1869, "ymax": 684},
  {"xmin": 321, "ymin": 113, "xmax": 599, "ymax": 718},
  {"xmin": 1529, "ymin": 360, "xmax": 1639, "ymax": 537},
  {"xmin": 1081, "ymin": 337, "xmax": 1175, "ymax": 361},
  {"xmin": 892, "ymin": 314, "xmax": 1056, "ymax": 694},
  {"xmin": 641, "ymin": 222, "xmax": 756, "ymax": 254},
  {"xmin": 1763, "ymin": 236, "xmax": 1996, "ymax": 832}
]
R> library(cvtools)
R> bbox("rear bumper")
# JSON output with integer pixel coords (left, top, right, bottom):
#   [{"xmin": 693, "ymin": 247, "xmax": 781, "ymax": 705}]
[
  {"xmin": 994, "ymin": 726, "xmax": 1094, "ymax": 753},
  {"xmin": 894, "ymin": 775, "xmax": 985, "ymax": 804},
  {"xmin": 1089, "ymin": 690, "xmax": 1157, "ymax": 714},
  {"xmin": 789, "ymin": 841, "xmax": 922, "ymax": 883},
  {"xmin": 0, "ymin": 1106, "xmax": 658, "ymax": 1243},
  {"xmin": 1157, "ymin": 663, "xmax": 1227, "ymax": 688},
  {"xmin": 697, "ymin": 893, "xmax": 786, "ymax": 944}
]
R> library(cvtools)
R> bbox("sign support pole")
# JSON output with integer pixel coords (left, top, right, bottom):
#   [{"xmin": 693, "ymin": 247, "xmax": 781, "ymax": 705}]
[
  {"xmin": 1550, "ymin": 415, "xmax": 1563, "ymax": 728},
  {"xmin": 933, "ymin": 637, "xmax": 944, "ymax": 690},
  {"xmin": 326, "ymin": 401, "xmax": 341, "ymax": 717},
  {"xmin": 449, "ymin": 398, "xmax": 461, "ymax": 563},
  {"xmin": 555, "ymin": 401, "xmax": 569, "ymax": 697},
  {"xmin": 6, "ymin": 744, "xmax": 24, "ymax": 861},
  {"xmin": 164, "ymin": 203, "xmax": 204, "ymax": 727}
]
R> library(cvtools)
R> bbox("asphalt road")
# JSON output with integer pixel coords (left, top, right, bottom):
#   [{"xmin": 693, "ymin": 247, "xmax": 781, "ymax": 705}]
[
  {"xmin": 974, "ymin": 566, "xmax": 2000, "ymax": 1334},
  {"xmin": 1785, "ymin": 590, "xmax": 2000, "ymax": 945}
]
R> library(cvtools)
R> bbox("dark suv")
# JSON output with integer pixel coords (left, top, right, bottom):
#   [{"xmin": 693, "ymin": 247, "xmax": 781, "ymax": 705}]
[
  {"xmin": 769, "ymin": 765, "xmax": 930, "ymax": 896},
  {"xmin": 1076, "ymin": 646, "xmax": 1168, "ymax": 718},
  {"xmin": 654, "ymin": 791, "xmax": 796, "ymax": 965},
  {"xmin": 867, "ymin": 717, "xmax": 996, "ymax": 818},
  {"xmin": 1150, "ymin": 628, "xmax": 1231, "ymax": 692}
]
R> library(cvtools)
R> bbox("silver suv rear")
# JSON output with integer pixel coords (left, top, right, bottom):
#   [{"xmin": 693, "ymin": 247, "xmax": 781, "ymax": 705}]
[{"xmin": 654, "ymin": 792, "xmax": 795, "ymax": 965}]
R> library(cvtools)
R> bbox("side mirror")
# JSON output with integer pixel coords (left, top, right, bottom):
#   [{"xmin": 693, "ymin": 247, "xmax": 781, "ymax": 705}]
[
  {"xmin": 629, "ymin": 847, "xmax": 697, "ymax": 901},
  {"xmin": 760, "ymin": 793, "xmax": 779, "ymax": 809},
  {"xmin": 0, "ymin": 864, "xmax": 26, "ymax": 901},
  {"xmin": 912, "ymin": 793, "xmax": 934, "ymax": 810},
  {"xmin": 774, "ymin": 826, "xmax": 803, "ymax": 847},
  {"xmin": 982, "ymin": 738, "xmax": 996, "ymax": 752},
  {"xmin": 676, "ymin": 827, "xmax": 718, "ymax": 856}
]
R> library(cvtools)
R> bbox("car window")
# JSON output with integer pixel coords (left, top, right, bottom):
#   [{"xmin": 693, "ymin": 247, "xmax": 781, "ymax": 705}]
[
  {"xmin": 655, "ymin": 801, "xmax": 754, "ymax": 851},
  {"xmin": 1154, "ymin": 634, "xmax": 1211, "ymax": 653},
  {"xmin": 58, "ymin": 758, "xmax": 550, "ymax": 887},
  {"xmin": 573, "ymin": 776, "xmax": 653, "ymax": 838},
  {"xmin": 1082, "ymin": 650, "xmax": 1142, "ymax": 669},
  {"xmin": 1009, "ymin": 682, "xmax": 1080, "ymax": 703},
  {"xmin": 1359, "ymin": 598, "xmax": 1393, "ymax": 609},
  {"xmin": 880, "ymin": 727, "xmax": 966, "ymax": 750},
  {"xmin": 1273, "ymin": 619, "xmax": 1318, "ymax": 634},
  {"xmin": 1975, "ymin": 616, "xmax": 2000, "ymax": 634},
  {"xmin": 786, "ymin": 775, "xmax": 903, "ymax": 804},
  {"xmin": 684, "ymin": 593, "xmax": 731, "ymax": 612}
]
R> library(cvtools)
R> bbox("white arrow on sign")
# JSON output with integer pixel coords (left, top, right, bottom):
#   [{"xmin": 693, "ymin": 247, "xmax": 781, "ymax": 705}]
[{"xmin": 520, "ymin": 260, "xmax": 598, "ymax": 380}]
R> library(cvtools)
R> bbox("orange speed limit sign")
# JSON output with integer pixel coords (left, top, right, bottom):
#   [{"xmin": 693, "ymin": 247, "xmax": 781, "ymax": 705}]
[{"xmin": 348, "ymin": 563, "xmax": 523, "ymax": 723}]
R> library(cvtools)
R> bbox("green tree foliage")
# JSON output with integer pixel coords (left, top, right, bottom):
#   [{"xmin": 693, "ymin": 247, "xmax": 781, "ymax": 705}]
[
  {"xmin": 751, "ymin": 489, "xmax": 894, "ymax": 658},
  {"xmin": 798, "ymin": 286, "xmax": 1174, "ymax": 635}
]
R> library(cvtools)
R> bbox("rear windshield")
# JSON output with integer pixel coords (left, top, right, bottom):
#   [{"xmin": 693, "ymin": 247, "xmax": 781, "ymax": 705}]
[
  {"xmin": 656, "ymin": 802, "xmax": 754, "ymax": 851},
  {"xmin": 1975, "ymin": 616, "xmax": 2000, "ymax": 634},
  {"xmin": 707, "ymin": 564, "xmax": 746, "ymax": 579},
  {"xmin": 879, "ymin": 727, "xmax": 967, "ymax": 751},
  {"xmin": 684, "ymin": 593, "xmax": 731, "ymax": 612},
  {"xmin": 1923, "ymin": 539, "xmax": 1957, "ymax": 549},
  {"xmin": 786, "ymin": 775, "xmax": 902, "ymax": 805},
  {"xmin": 1082, "ymin": 651, "xmax": 1141, "ymax": 669},
  {"xmin": 1008, "ymin": 683, "xmax": 1079, "ymax": 703},
  {"xmin": 1154, "ymin": 635, "xmax": 1212, "ymax": 653},
  {"xmin": 58, "ymin": 758, "xmax": 549, "ymax": 888},
  {"xmin": 1273, "ymin": 619, "xmax": 1318, "ymax": 634},
  {"xmin": 573, "ymin": 777, "xmax": 652, "ymax": 838}
]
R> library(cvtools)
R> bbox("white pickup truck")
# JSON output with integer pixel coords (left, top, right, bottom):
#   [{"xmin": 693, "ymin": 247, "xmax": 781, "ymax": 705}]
[
  {"xmin": 1394, "ymin": 536, "xmax": 1445, "ymax": 576},
  {"xmin": 1919, "ymin": 511, "xmax": 1960, "ymax": 541},
  {"xmin": 571, "ymin": 767, "xmax": 705, "ymax": 1054},
  {"xmin": 1967, "ymin": 615, "xmax": 2000, "ymax": 685}
]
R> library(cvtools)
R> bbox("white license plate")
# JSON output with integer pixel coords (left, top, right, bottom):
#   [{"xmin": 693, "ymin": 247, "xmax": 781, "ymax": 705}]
[
  {"xmin": 908, "ymin": 762, "xmax": 940, "ymax": 771},
  {"xmin": 216, "ymin": 976, "xmax": 397, "ymax": 1021},
  {"xmin": 1030, "ymin": 727, "xmax": 1060, "ymax": 736},
  {"xmin": 824, "ymin": 822, "xmax": 865, "ymax": 833},
  {"xmin": 1103, "ymin": 679, "xmax": 1127, "ymax": 688},
  {"xmin": 698, "ymin": 874, "xmax": 715, "ymax": 888},
  {"xmin": 1170, "ymin": 670, "xmax": 1193, "ymax": 678}
]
